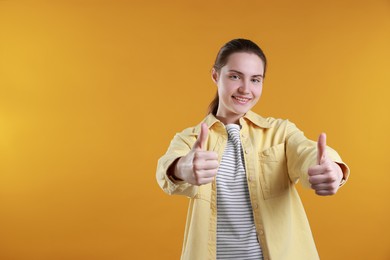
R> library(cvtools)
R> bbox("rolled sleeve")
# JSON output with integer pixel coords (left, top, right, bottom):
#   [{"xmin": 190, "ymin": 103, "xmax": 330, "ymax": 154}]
[{"xmin": 156, "ymin": 132, "xmax": 198, "ymax": 197}]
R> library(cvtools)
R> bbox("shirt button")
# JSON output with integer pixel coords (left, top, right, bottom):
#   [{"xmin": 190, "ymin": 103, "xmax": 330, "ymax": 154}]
[
  {"xmin": 259, "ymin": 229, "xmax": 264, "ymax": 235},
  {"xmin": 253, "ymin": 203, "xmax": 258, "ymax": 209},
  {"xmin": 248, "ymin": 175, "xmax": 254, "ymax": 182}
]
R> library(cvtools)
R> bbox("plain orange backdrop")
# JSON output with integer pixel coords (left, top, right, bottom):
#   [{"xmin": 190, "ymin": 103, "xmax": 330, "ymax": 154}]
[{"xmin": 0, "ymin": 1, "xmax": 389, "ymax": 259}]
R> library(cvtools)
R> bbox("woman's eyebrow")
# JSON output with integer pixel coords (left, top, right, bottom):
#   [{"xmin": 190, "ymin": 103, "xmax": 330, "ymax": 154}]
[{"xmin": 228, "ymin": 69, "xmax": 263, "ymax": 78}]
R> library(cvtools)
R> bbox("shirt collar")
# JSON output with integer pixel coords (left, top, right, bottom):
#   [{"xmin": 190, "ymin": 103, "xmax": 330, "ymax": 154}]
[
  {"xmin": 242, "ymin": 110, "xmax": 272, "ymax": 128},
  {"xmin": 194, "ymin": 110, "xmax": 271, "ymax": 134},
  {"xmin": 193, "ymin": 113, "xmax": 221, "ymax": 134}
]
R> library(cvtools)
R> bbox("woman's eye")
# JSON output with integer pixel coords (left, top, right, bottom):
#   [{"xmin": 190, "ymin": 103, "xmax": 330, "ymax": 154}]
[
  {"xmin": 252, "ymin": 78, "xmax": 262, "ymax": 84},
  {"xmin": 229, "ymin": 75, "xmax": 240, "ymax": 80}
]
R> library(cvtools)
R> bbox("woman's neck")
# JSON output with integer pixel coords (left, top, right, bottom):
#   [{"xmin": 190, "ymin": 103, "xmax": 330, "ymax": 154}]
[{"xmin": 215, "ymin": 113, "xmax": 241, "ymax": 125}]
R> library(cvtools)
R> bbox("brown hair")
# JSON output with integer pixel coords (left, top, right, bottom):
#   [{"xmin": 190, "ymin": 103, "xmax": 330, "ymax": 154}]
[{"xmin": 208, "ymin": 39, "xmax": 267, "ymax": 115}]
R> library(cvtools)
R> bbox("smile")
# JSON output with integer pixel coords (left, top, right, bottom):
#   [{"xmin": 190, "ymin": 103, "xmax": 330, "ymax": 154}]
[{"xmin": 232, "ymin": 96, "xmax": 251, "ymax": 104}]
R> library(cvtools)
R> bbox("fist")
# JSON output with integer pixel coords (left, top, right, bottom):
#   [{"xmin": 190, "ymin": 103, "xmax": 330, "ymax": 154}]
[
  {"xmin": 308, "ymin": 133, "xmax": 344, "ymax": 196},
  {"xmin": 175, "ymin": 123, "xmax": 219, "ymax": 185}
]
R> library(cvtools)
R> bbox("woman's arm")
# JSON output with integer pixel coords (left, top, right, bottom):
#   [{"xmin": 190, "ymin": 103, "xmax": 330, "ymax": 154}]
[{"xmin": 285, "ymin": 121, "xmax": 350, "ymax": 194}]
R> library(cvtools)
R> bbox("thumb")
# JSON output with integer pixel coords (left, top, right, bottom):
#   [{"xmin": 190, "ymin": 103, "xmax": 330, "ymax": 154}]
[
  {"xmin": 317, "ymin": 132, "xmax": 327, "ymax": 164},
  {"xmin": 193, "ymin": 123, "xmax": 208, "ymax": 150}
]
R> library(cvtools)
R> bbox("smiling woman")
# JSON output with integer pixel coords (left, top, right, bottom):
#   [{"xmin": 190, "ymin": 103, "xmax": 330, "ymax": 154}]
[
  {"xmin": 156, "ymin": 39, "xmax": 350, "ymax": 260},
  {"xmin": 208, "ymin": 39, "xmax": 267, "ymax": 120},
  {"xmin": 211, "ymin": 52, "xmax": 264, "ymax": 124}
]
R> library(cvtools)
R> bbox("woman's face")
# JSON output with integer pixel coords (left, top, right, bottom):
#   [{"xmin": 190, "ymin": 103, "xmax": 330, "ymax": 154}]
[{"xmin": 212, "ymin": 52, "xmax": 264, "ymax": 124}]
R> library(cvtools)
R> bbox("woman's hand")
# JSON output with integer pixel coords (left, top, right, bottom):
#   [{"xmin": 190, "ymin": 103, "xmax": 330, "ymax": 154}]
[
  {"xmin": 172, "ymin": 123, "xmax": 219, "ymax": 186},
  {"xmin": 308, "ymin": 133, "xmax": 344, "ymax": 196}
]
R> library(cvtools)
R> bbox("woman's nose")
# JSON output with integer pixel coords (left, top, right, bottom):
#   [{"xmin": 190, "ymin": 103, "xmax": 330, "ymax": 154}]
[{"xmin": 238, "ymin": 80, "xmax": 250, "ymax": 94}]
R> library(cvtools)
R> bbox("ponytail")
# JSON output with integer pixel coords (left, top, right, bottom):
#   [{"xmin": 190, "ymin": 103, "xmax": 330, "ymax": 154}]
[{"xmin": 208, "ymin": 92, "xmax": 219, "ymax": 115}]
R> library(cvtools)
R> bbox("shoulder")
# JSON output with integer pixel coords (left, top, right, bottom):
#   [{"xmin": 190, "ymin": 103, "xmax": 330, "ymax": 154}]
[
  {"xmin": 265, "ymin": 117, "xmax": 298, "ymax": 130},
  {"xmin": 178, "ymin": 113, "xmax": 221, "ymax": 136},
  {"xmin": 178, "ymin": 126, "xmax": 198, "ymax": 137},
  {"xmin": 175, "ymin": 117, "xmax": 207, "ymax": 140}
]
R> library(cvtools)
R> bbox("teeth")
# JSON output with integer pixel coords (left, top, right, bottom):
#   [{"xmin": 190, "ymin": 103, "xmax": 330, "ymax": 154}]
[{"xmin": 234, "ymin": 96, "xmax": 250, "ymax": 102}]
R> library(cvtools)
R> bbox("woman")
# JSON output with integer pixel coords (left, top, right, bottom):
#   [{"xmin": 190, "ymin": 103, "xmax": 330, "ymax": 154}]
[{"xmin": 156, "ymin": 39, "xmax": 349, "ymax": 260}]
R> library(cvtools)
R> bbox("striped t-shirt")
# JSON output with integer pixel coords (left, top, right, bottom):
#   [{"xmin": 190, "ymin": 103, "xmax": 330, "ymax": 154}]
[{"xmin": 216, "ymin": 124, "xmax": 263, "ymax": 260}]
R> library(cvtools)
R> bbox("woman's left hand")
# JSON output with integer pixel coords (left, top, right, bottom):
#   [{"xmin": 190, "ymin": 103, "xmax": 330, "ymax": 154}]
[{"xmin": 308, "ymin": 133, "xmax": 344, "ymax": 196}]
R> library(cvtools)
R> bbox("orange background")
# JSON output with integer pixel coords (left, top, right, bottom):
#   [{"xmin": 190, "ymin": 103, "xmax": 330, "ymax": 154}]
[{"xmin": 1, "ymin": 1, "xmax": 389, "ymax": 259}]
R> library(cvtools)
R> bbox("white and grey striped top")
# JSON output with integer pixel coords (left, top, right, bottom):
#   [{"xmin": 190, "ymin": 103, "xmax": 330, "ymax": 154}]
[{"xmin": 216, "ymin": 124, "xmax": 263, "ymax": 260}]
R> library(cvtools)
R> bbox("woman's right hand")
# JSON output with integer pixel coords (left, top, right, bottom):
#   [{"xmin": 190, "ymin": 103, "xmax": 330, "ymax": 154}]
[{"xmin": 172, "ymin": 123, "xmax": 219, "ymax": 186}]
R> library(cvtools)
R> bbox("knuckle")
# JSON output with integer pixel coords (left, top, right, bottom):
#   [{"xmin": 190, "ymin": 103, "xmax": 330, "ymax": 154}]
[
  {"xmin": 193, "ymin": 152, "xmax": 201, "ymax": 160},
  {"xmin": 206, "ymin": 152, "xmax": 217, "ymax": 160},
  {"xmin": 325, "ymin": 165, "xmax": 333, "ymax": 172},
  {"xmin": 326, "ymin": 175, "xmax": 335, "ymax": 182},
  {"xmin": 193, "ymin": 162, "xmax": 200, "ymax": 169}
]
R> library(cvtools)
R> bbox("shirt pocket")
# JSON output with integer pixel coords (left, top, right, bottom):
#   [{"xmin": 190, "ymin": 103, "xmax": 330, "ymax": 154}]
[{"xmin": 259, "ymin": 143, "xmax": 290, "ymax": 200}]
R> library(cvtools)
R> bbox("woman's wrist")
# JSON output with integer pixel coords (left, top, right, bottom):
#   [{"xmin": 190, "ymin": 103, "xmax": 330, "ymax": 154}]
[{"xmin": 167, "ymin": 158, "xmax": 183, "ymax": 182}]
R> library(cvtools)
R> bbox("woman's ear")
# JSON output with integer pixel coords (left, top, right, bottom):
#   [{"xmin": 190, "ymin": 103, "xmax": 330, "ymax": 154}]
[{"xmin": 211, "ymin": 68, "xmax": 219, "ymax": 84}]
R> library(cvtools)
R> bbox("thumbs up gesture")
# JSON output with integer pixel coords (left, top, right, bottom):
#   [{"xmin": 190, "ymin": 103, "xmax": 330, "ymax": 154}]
[
  {"xmin": 172, "ymin": 123, "xmax": 219, "ymax": 186},
  {"xmin": 308, "ymin": 133, "xmax": 344, "ymax": 196}
]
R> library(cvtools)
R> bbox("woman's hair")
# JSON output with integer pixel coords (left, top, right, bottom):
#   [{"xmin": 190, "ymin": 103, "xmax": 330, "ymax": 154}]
[{"xmin": 208, "ymin": 38, "xmax": 267, "ymax": 115}]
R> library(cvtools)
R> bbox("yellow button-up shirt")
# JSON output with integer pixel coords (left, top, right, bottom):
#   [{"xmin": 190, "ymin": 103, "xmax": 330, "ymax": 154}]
[{"xmin": 156, "ymin": 111, "xmax": 349, "ymax": 260}]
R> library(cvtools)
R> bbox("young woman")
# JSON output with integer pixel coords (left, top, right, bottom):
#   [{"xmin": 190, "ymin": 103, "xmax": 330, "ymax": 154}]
[{"xmin": 156, "ymin": 39, "xmax": 349, "ymax": 260}]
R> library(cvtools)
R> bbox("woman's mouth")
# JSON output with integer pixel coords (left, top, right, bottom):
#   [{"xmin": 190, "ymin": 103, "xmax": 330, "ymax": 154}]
[{"xmin": 232, "ymin": 96, "xmax": 251, "ymax": 104}]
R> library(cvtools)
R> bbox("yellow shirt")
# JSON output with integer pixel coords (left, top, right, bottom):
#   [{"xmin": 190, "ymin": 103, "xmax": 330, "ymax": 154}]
[{"xmin": 156, "ymin": 111, "xmax": 350, "ymax": 260}]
